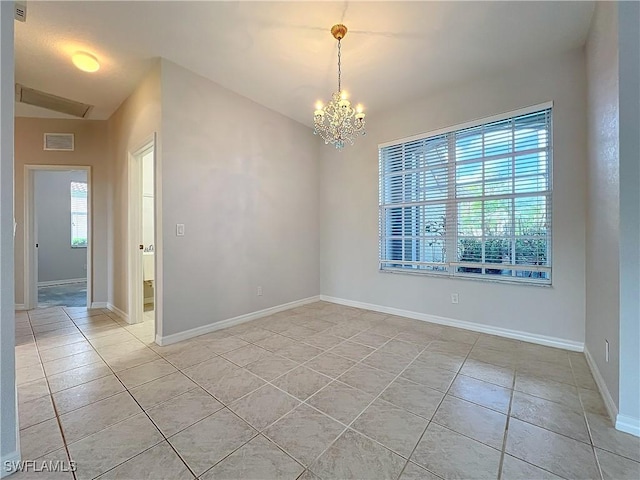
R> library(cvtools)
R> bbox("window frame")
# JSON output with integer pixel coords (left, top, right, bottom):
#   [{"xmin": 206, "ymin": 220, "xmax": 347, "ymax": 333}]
[
  {"xmin": 70, "ymin": 180, "xmax": 88, "ymax": 248},
  {"xmin": 378, "ymin": 102, "xmax": 553, "ymax": 286}
]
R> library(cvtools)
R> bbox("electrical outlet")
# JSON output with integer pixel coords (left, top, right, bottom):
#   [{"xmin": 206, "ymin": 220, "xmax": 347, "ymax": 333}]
[
  {"xmin": 257, "ymin": 286, "xmax": 263, "ymax": 296},
  {"xmin": 451, "ymin": 293, "xmax": 459, "ymax": 304},
  {"xmin": 176, "ymin": 224, "xmax": 185, "ymax": 236},
  {"xmin": 605, "ymin": 339, "xmax": 609, "ymax": 362}
]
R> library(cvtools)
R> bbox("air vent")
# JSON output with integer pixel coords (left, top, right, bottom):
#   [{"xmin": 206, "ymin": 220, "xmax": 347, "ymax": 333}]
[
  {"xmin": 44, "ymin": 133, "xmax": 74, "ymax": 151},
  {"xmin": 15, "ymin": 2, "xmax": 27, "ymax": 22},
  {"xmin": 16, "ymin": 84, "xmax": 93, "ymax": 118}
]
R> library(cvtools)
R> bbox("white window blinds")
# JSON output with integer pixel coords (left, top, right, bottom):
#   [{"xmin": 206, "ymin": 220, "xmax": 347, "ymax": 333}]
[
  {"xmin": 379, "ymin": 104, "xmax": 552, "ymax": 284},
  {"xmin": 70, "ymin": 181, "xmax": 88, "ymax": 247}
]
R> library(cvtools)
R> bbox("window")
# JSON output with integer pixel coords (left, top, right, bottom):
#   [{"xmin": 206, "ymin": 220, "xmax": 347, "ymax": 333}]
[
  {"xmin": 379, "ymin": 104, "xmax": 552, "ymax": 284},
  {"xmin": 70, "ymin": 181, "xmax": 88, "ymax": 247}
]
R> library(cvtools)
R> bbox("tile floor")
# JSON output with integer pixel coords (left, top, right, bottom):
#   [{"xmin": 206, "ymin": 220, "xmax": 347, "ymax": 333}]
[
  {"xmin": 37, "ymin": 281, "xmax": 87, "ymax": 308},
  {"xmin": 13, "ymin": 302, "xmax": 640, "ymax": 479}
]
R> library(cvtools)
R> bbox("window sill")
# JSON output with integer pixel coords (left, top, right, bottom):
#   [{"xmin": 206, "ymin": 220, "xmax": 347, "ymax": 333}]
[
  {"xmin": 379, "ymin": 268, "xmax": 552, "ymax": 287},
  {"xmin": 71, "ymin": 245, "xmax": 88, "ymax": 249}
]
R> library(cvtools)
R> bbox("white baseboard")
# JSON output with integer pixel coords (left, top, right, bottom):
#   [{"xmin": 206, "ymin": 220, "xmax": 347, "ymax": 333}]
[
  {"xmin": 584, "ymin": 346, "xmax": 619, "ymax": 424},
  {"xmin": 14, "ymin": 304, "xmax": 26, "ymax": 311},
  {"xmin": 320, "ymin": 295, "xmax": 584, "ymax": 352},
  {"xmin": 107, "ymin": 303, "xmax": 129, "ymax": 322},
  {"xmin": 616, "ymin": 414, "xmax": 640, "ymax": 437},
  {"xmin": 91, "ymin": 302, "xmax": 108, "ymax": 309},
  {"xmin": 37, "ymin": 278, "xmax": 86, "ymax": 287},
  {"xmin": 1, "ymin": 449, "xmax": 20, "ymax": 478},
  {"xmin": 2, "ymin": 387, "xmax": 21, "ymax": 478},
  {"xmin": 156, "ymin": 295, "xmax": 321, "ymax": 346}
]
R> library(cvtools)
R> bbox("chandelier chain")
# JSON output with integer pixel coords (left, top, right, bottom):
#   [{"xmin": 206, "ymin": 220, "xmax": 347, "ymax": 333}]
[{"xmin": 337, "ymin": 39, "xmax": 342, "ymax": 92}]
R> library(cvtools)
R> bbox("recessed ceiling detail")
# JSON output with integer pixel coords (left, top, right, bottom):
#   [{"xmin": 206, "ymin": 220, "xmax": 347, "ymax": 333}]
[{"xmin": 16, "ymin": 84, "xmax": 93, "ymax": 118}]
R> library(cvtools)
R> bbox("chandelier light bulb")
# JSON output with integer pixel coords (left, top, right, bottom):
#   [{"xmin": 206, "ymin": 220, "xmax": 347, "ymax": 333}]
[{"xmin": 315, "ymin": 101, "xmax": 324, "ymax": 111}]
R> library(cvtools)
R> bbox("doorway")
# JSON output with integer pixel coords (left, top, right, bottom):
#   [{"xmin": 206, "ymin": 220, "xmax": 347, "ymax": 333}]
[
  {"xmin": 128, "ymin": 139, "xmax": 156, "ymax": 336},
  {"xmin": 24, "ymin": 165, "xmax": 92, "ymax": 309}
]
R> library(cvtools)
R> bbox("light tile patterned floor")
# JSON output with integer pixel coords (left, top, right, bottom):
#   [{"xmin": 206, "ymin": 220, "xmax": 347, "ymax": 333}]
[{"xmin": 13, "ymin": 302, "xmax": 640, "ymax": 479}]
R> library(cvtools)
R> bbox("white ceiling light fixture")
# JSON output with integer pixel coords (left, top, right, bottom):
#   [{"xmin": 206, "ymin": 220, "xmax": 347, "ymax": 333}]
[
  {"xmin": 314, "ymin": 24, "xmax": 365, "ymax": 150},
  {"xmin": 72, "ymin": 52, "xmax": 100, "ymax": 73}
]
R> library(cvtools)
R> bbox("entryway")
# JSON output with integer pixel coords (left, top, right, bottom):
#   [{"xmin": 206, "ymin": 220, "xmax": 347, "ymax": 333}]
[
  {"xmin": 128, "ymin": 138, "xmax": 157, "ymax": 340},
  {"xmin": 23, "ymin": 165, "xmax": 92, "ymax": 309}
]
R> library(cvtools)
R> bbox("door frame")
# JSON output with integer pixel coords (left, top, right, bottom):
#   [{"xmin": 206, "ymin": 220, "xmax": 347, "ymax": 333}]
[
  {"xmin": 24, "ymin": 164, "xmax": 92, "ymax": 310},
  {"xmin": 127, "ymin": 136, "xmax": 157, "ymax": 326}
]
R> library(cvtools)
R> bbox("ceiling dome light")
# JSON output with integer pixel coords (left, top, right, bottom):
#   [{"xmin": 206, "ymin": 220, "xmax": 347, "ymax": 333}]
[{"xmin": 72, "ymin": 52, "xmax": 100, "ymax": 73}]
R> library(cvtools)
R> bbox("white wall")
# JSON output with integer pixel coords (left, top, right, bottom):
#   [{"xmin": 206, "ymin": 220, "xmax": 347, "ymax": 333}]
[
  {"xmin": 585, "ymin": 1, "xmax": 620, "ymax": 409},
  {"xmin": 320, "ymin": 48, "xmax": 587, "ymax": 345},
  {"xmin": 107, "ymin": 62, "xmax": 161, "ymax": 315},
  {"xmin": 35, "ymin": 170, "xmax": 88, "ymax": 283},
  {"xmin": 159, "ymin": 59, "xmax": 319, "ymax": 337},
  {"xmin": 617, "ymin": 0, "xmax": 640, "ymax": 435},
  {"xmin": 0, "ymin": 1, "xmax": 18, "ymax": 472},
  {"xmin": 142, "ymin": 150, "xmax": 154, "ymax": 301},
  {"xmin": 142, "ymin": 150, "xmax": 154, "ymax": 250}
]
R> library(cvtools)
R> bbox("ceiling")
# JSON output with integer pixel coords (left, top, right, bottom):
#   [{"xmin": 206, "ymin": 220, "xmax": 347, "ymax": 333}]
[{"xmin": 15, "ymin": 1, "xmax": 595, "ymax": 126}]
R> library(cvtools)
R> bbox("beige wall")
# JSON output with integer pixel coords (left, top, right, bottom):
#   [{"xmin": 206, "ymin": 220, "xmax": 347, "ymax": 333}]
[
  {"xmin": 14, "ymin": 118, "xmax": 109, "ymax": 305},
  {"xmin": 159, "ymin": 59, "xmax": 320, "ymax": 338},
  {"xmin": 107, "ymin": 62, "xmax": 161, "ymax": 315},
  {"xmin": 585, "ymin": 1, "xmax": 620, "ymax": 407},
  {"xmin": 320, "ymin": 48, "xmax": 588, "ymax": 345}
]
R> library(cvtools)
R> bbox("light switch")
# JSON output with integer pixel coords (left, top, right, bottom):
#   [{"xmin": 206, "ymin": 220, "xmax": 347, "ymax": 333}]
[{"xmin": 176, "ymin": 224, "xmax": 185, "ymax": 236}]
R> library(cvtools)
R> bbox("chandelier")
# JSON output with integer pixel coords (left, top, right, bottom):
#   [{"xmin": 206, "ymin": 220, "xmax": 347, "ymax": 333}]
[{"xmin": 313, "ymin": 24, "xmax": 366, "ymax": 150}]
